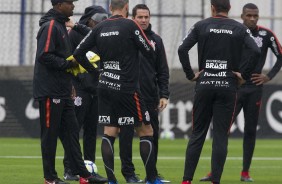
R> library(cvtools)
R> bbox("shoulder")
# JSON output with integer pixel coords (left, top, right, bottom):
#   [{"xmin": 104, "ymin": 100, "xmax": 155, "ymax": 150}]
[{"xmin": 257, "ymin": 25, "xmax": 276, "ymax": 37}]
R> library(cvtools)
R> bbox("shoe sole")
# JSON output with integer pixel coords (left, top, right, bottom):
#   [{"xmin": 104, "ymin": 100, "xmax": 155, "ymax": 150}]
[{"xmin": 199, "ymin": 178, "xmax": 212, "ymax": 182}]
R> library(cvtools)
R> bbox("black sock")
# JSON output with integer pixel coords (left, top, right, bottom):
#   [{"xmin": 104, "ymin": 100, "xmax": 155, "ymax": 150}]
[
  {"xmin": 140, "ymin": 136, "xmax": 157, "ymax": 182},
  {"xmin": 101, "ymin": 134, "xmax": 116, "ymax": 182}
]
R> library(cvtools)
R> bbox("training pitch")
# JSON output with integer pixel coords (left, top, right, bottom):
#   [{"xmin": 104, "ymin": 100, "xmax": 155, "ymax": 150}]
[{"xmin": 0, "ymin": 138, "xmax": 281, "ymax": 184}]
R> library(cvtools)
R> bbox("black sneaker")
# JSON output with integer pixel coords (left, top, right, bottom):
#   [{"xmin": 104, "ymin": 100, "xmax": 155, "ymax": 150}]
[
  {"xmin": 45, "ymin": 178, "xmax": 70, "ymax": 184},
  {"xmin": 80, "ymin": 175, "xmax": 108, "ymax": 184},
  {"xmin": 63, "ymin": 171, "xmax": 79, "ymax": 181},
  {"xmin": 199, "ymin": 172, "xmax": 212, "ymax": 182},
  {"xmin": 125, "ymin": 174, "xmax": 143, "ymax": 183},
  {"xmin": 92, "ymin": 172, "xmax": 108, "ymax": 183},
  {"xmin": 156, "ymin": 174, "xmax": 170, "ymax": 183}
]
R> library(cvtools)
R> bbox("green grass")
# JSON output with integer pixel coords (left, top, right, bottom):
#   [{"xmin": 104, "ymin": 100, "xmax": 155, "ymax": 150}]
[{"xmin": 0, "ymin": 138, "xmax": 281, "ymax": 184}]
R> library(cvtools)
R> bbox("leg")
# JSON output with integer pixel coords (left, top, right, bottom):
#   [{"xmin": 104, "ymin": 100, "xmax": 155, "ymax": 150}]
[
  {"xmin": 102, "ymin": 126, "xmax": 119, "ymax": 182},
  {"xmin": 39, "ymin": 98, "xmax": 63, "ymax": 181},
  {"xmin": 61, "ymin": 99, "xmax": 90, "ymax": 178},
  {"xmin": 147, "ymin": 104, "xmax": 160, "ymax": 164},
  {"xmin": 211, "ymin": 91, "xmax": 237, "ymax": 183},
  {"xmin": 242, "ymin": 88, "xmax": 262, "ymax": 172},
  {"xmin": 63, "ymin": 90, "xmax": 91, "ymax": 178},
  {"xmin": 135, "ymin": 123, "xmax": 158, "ymax": 183},
  {"xmin": 183, "ymin": 90, "xmax": 213, "ymax": 182},
  {"xmin": 119, "ymin": 125, "xmax": 136, "ymax": 179},
  {"xmin": 83, "ymin": 94, "xmax": 98, "ymax": 162}
]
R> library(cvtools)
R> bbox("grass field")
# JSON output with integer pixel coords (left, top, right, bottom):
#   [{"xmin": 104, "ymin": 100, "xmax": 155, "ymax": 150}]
[{"xmin": 0, "ymin": 138, "xmax": 281, "ymax": 184}]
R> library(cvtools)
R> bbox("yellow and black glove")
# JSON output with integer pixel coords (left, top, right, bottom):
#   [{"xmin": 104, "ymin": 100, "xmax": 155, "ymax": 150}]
[{"xmin": 66, "ymin": 51, "xmax": 100, "ymax": 76}]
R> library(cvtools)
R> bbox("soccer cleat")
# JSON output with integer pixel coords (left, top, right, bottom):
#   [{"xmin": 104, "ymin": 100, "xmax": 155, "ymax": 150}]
[
  {"xmin": 125, "ymin": 174, "xmax": 143, "ymax": 183},
  {"xmin": 108, "ymin": 181, "xmax": 118, "ymax": 184},
  {"xmin": 241, "ymin": 171, "xmax": 254, "ymax": 182},
  {"xmin": 146, "ymin": 178, "xmax": 164, "ymax": 184},
  {"xmin": 91, "ymin": 172, "xmax": 108, "ymax": 183},
  {"xmin": 80, "ymin": 175, "xmax": 107, "ymax": 184},
  {"xmin": 200, "ymin": 172, "xmax": 212, "ymax": 182},
  {"xmin": 45, "ymin": 178, "xmax": 70, "ymax": 184},
  {"xmin": 63, "ymin": 171, "xmax": 79, "ymax": 181},
  {"xmin": 182, "ymin": 181, "xmax": 192, "ymax": 184},
  {"xmin": 156, "ymin": 174, "xmax": 170, "ymax": 183}
]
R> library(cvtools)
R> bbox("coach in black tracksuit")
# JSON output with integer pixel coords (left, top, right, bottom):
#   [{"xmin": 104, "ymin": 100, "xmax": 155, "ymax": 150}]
[
  {"xmin": 119, "ymin": 4, "xmax": 170, "ymax": 183},
  {"xmin": 178, "ymin": 0, "xmax": 260, "ymax": 184},
  {"xmin": 33, "ymin": 0, "xmax": 100, "ymax": 183},
  {"xmin": 62, "ymin": 6, "xmax": 108, "ymax": 182}
]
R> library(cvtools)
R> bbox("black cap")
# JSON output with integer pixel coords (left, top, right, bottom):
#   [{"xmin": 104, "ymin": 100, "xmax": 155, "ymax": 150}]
[
  {"xmin": 79, "ymin": 5, "xmax": 108, "ymax": 25},
  {"xmin": 51, "ymin": 0, "xmax": 78, "ymax": 5}
]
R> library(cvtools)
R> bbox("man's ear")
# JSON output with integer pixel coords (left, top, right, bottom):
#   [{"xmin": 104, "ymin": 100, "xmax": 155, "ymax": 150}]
[
  {"xmin": 211, "ymin": 5, "xmax": 216, "ymax": 16},
  {"xmin": 109, "ymin": 4, "xmax": 113, "ymax": 13}
]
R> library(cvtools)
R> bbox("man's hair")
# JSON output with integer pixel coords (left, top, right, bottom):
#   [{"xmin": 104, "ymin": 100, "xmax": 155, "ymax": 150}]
[
  {"xmin": 211, "ymin": 0, "xmax": 230, "ymax": 13},
  {"xmin": 132, "ymin": 4, "xmax": 150, "ymax": 17},
  {"xmin": 242, "ymin": 3, "xmax": 258, "ymax": 12},
  {"xmin": 110, "ymin": 0, "xmax": 129, "ymax": 11}
]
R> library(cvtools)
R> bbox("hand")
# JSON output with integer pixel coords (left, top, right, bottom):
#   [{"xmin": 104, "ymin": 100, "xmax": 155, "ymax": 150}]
[
  {"xmin": 251, "ymin": 73, "xmax": 270, "ymax": 85},
  {"xmin": 158, "ymin": 98, "xmax": 168, "ymax": 112},
  {"xmin": 233, "ymin": 71, "xmax": 246, "ymax": 86},
  {"xmin": 191, "ymin": 70, "xmax": 203, "ymax": 81},
  {"xmin": 71, "ymin": 85, "xmax": 76, "ymax": 100},
  {"xmin": 66, "ymin": 55, "xmax": 78, "ymax": 68},
  {"xmin": 65, "ymin": 17, "xmax": 75, "ymax": 28},
  {"xmin": 86, "ymin": 51, "xmax": 100, "ymax": 69}
]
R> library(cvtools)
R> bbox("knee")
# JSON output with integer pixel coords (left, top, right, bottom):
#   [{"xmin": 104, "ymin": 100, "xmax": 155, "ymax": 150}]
[{"xmin": 137, "ymin": 124, "xmax": 154, "ymax": 137}]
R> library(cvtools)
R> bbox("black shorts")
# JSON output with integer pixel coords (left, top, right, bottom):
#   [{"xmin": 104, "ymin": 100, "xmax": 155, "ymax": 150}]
[{"xmin": 98, "ymin": 88, "xmax": 150, "ymax": 127}]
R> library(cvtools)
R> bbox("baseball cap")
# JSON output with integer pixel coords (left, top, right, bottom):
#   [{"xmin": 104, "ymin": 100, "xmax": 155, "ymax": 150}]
[{"xmin": 51, "ymin": 0, "xmax": 78, "ymax": 5}]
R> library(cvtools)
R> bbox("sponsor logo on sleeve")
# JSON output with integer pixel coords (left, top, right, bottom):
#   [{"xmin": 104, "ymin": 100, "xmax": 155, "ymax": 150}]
[{"xmin": 270, "ymin": 37, "xmax": 280, "ymax": 55}]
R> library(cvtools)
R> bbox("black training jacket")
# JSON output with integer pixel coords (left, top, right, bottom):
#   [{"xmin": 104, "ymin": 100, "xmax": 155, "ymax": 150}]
[
  {"xmin": 178, "ymin": 15, "xmax": 261, "ymax": 91},
  {"xmin": 73, "ymin": 15, "xmax": 155, "ymax": 94},
  {"xmin": 139, "ymin": 24, "xmax": 170, "ymax": 104},
  {"xmin": 33, "ymin": 9, "xmax": 75, "ymax": 100},
  {"xmin": 240, "ymin": 25, "xmax": 282, "ymax": 87}
]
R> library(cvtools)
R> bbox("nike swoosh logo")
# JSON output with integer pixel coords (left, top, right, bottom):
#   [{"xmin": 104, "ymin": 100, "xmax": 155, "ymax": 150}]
[{"xmin": 25, "ymin": 98, "xmax": 39, "ymax": 120}]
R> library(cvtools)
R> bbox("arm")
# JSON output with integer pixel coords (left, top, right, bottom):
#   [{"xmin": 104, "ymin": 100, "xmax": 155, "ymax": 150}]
[
  {"xmin": 66, "ymin": 18, "xmax": 91, "ymax": 36},
  {"xmin": 252, "ymin": 32, "xmax": 282, "ymax": 85},
  {"xmin": 73, "ymin": 30, "xmax": 98, "ymax": 74},
  {"xmin": 178, "ymin": 25, "xmax": 198, "ymax": 81},
  {"xmin": 266, "ymin": 34, "xmax": 282, "ymax": 79},
  {"xmin": 154, "ymin": 37, "xmax": 170, "ymax": 100},
  {"xmin": 37, "ymin": 22, "xmax": 76, "ymax": 70}
]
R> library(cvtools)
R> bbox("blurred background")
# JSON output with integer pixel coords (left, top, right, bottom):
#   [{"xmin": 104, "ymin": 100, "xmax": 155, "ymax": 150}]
[{"xmin": 0, "ymin": 0, "xmax": 282, "ymax": 139}]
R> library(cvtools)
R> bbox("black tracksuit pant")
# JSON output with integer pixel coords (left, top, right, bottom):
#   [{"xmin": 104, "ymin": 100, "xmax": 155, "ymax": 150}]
[
  {"xmin": 183, "ymin": 89, "xmax": 237, "ymax": 183},
  {"xmin": 63, "ymin": 89, "xmax": 98, "ymax": 173},
  {"xmin": 119, "ymin": 103, "xmax": 159, "ymax": 177},
  {"xmin": 235, "ymin": 86, "xmax": 262, "ymax": 172},
  {"xmin": 39, "ymin": 98, "xmax": 90, "ymax": 180}
]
